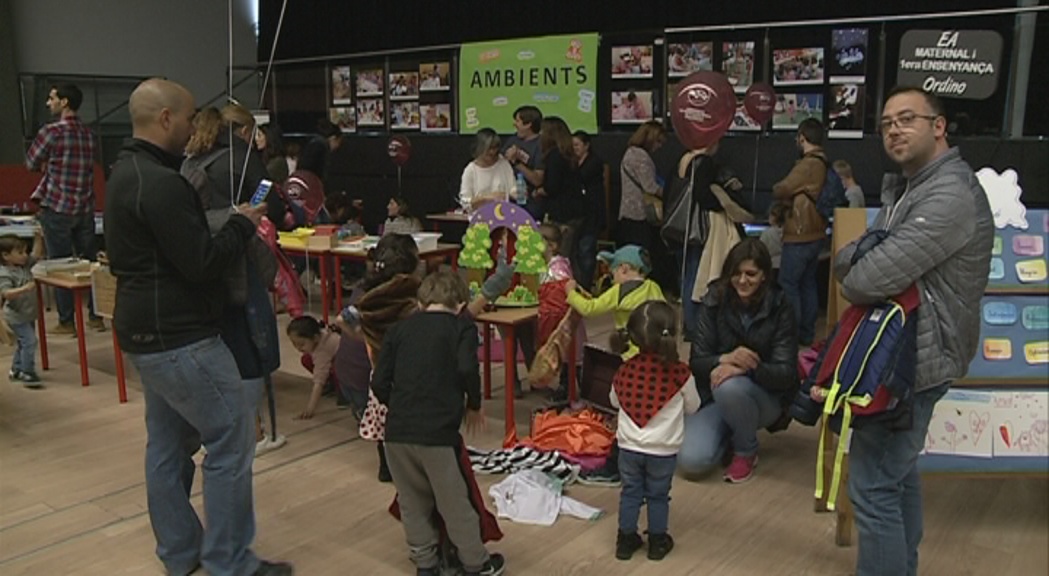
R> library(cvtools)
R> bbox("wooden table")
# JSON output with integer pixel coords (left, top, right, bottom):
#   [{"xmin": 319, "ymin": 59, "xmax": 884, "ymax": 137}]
[
  {"xmin": 277, "ymin": 243, "xmax": 334, "ymax": 323},
  {"xmin": 474, "ymin": 306, "xmax": 578, "ymax": 438},
  {"xmin": 330, "ymin": 242, "xmax": 461, "ymax": 312},
  {"xmin": 32, "ymin": 274, "xmax": 127, "ymax": 402},
  {"xmin": 427, "ymin": 211, "xmax": 469, "ymax": 231}
]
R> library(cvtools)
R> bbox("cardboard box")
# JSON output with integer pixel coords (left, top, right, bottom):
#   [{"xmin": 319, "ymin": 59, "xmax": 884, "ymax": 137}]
[
  {"xmin": 92, "ymin": 266, "xmax": 117, "ymax": 319},
  {"xmin": 412, "ymin": 232, "xmax": 442, "ymax": 252}
]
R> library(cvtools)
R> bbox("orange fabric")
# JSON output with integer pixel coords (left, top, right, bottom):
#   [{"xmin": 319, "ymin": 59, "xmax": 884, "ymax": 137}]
[{"xmin": 521, "ymin": 408, "xmax": 615, "ymax": 457}]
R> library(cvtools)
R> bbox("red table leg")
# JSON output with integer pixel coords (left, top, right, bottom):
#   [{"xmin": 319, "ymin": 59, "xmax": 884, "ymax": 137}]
[
  {"xmin": 334, "ymin": 254, "xmax": 343, "ymax": 313},
  {"xmin": 483, "ymin": 323, "xmax": 492, "ymax": 399},
  {"xmin": 503, "ymin": 326, "xmax": 516, "ymax": 438},
  {"xmin": 73, "ymin": 289, "xmax": 89, "ymax": 386},
  {"xmin": 35, "ymin": 283, "xmax": 49, "ymax": 371},
  {"xmin": 113, "ymin": 329, "xmax": 127, "ymax": 403},
  {"xmin": 567, "ymin": 327, "xmax": 578, "ymax": 402},
  {"xmin": 450, "ymin": 250, "xmax": 459, "ymax": 271},
  {"xmin": 319, "ymin": 254, "xmax": 330, "ymax": 324}
]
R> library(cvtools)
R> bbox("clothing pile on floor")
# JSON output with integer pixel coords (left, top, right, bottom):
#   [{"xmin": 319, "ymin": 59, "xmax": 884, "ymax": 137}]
[{"xmin": 468, "ymin": 405, "xmax": 617, "ymax": 526}]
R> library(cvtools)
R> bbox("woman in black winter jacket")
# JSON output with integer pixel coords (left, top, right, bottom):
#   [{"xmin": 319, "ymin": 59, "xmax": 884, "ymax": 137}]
[{"xmin": 679, "ymin": 239, "xmax": 798, "ymax": 483}]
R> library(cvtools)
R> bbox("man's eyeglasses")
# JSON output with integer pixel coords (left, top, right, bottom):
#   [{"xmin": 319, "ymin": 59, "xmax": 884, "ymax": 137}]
[{"xmin": 878, "ymin": 112, "xmax": 940, "ymax": 134}]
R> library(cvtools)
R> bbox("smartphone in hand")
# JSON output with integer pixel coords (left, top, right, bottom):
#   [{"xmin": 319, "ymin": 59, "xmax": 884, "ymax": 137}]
[{"xmin": 250, "ymin": 179, "xmax": 273, "ymax": 207}]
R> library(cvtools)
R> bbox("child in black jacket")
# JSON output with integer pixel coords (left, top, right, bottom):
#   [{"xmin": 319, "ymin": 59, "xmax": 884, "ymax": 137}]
[{"xmin": 372, "ymin": 270, "xmax": 505, "ymax": 576}]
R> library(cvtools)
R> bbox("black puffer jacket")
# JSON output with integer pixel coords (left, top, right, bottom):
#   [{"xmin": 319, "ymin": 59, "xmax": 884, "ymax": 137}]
[{"xmin": 689, "ymin": 284, "xmax": 799, "ymax": 405}]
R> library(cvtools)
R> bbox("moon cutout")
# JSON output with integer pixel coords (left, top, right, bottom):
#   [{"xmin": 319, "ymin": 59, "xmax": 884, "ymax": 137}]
[{"xmin": 494, "ymin": 203, "xmax": 506, "ymax": 221}]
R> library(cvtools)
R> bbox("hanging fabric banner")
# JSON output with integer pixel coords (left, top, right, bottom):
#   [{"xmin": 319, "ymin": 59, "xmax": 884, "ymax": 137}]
[{"xmin": 459, "ymin": 33, "xmax": 599, "ymax": 134}]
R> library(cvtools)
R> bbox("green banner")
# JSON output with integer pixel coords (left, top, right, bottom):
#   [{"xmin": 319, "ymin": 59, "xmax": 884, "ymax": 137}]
[{"xmin": 459, "ymin": 33, "xmax": 598, "ymax": 134}]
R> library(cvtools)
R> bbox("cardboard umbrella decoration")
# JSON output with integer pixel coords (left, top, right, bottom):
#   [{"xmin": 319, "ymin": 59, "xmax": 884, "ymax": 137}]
[
  {"xmin": 387, "ymin": 135, "xmax": 412, "ymax": 166},
  {"xmin": 743, "ymin": 83, "xmax": 776, "ymax": 125},
  {"xmin": 670, "ymin": 71, "xmax": 736, "ymax": 150}
]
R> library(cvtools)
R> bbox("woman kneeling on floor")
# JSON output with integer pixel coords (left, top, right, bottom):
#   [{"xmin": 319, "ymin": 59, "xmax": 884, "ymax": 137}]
[{"xmin": 679, "ymin": 239, "xmax": 798, "ymax": 483}]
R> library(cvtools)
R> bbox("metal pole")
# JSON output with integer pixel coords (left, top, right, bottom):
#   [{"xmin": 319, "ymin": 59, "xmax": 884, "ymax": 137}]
[
  {"xmin": 875, "ymin": 24, "xmax": 887, "ymax": 119},
  {"xmin": 1005, "ymin": 0, "xmax": 1038, "ymax": 137}
]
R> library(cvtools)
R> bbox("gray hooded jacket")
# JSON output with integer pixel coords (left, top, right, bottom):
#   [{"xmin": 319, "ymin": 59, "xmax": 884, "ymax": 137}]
[{"xmin": 834, "ymin": 147, "xmax": 993, "ymax": 393}]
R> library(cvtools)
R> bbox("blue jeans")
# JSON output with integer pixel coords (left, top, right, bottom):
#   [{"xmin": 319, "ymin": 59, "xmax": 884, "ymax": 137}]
[
  {"xmin": 849, "ymin": 383, "xmax": 948, "ymax": 576},
  {"xmin": 678, "ymin": 376, "xmax": 782, "ymax": 476},
  {"xmin": 680, "ymin": 243, "xmax": 701, "ymax": 340},
  {"xmin": 10, "ymin": 321, "xmax": 37, "ymax": 375},
  {"xmin": 618, "ymin": 448, "xmax": 677, "ymax": 535},
  {"xmin": 779, "ymin": 239, "xmax": 823, "ymax": 343},
  {"xmin": 128, "ymin": 336, "xmax": 261, "ymax": 576},
  {"xmin": 37, "ymin": 208, "xmax": 100, "ymax": 324}
]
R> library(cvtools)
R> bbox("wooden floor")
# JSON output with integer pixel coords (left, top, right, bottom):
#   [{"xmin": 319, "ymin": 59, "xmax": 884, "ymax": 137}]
[{"xmin": 1, "ymin": 301, "xmax": 1046, "ymax": 576}]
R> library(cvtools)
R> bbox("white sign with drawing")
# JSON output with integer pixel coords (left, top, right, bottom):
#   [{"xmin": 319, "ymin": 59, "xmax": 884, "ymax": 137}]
[
  {"xmin": 992, "ymin": 391, "xmax": 1049, "ymax": 457},
  {"xmin": 925, "ymin": 389, "xmax": 994, "ymax": 458}
]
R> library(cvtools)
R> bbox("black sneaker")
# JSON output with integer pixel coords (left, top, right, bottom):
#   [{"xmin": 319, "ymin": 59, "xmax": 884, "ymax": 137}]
[
  {"xmin": 19, "ymin": 372, "xmax": 42, "ymax": 389},
  {"xmin": 577, "ymin": 469, "xmax": 621, "ymax": 487},
  {"xmin": 8, "ymin": 368, "xmax": 21, "ymax": 381},
  {"xmin": 464, "ymin": 553, "xmax": 505, "ymax": 576},
  {"xmin": 416, "ymin": 567, "xmax": 440, "ymax": 576},
  {"xmin": 253, "ymin": 560, "xmax": 294, "ymax": 575},
  {"xmin": 647, "ymin": 533, "xmax": 674, "ymax": 561},
  {"xmin": 615, "ymin": 531, "xmax": 644, "ymax": 560}
]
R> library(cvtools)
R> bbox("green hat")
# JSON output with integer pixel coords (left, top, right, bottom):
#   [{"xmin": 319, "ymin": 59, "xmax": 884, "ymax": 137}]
[{"xmin": 598, "ymin": 245, "xmax": 650, "ymax": 275}]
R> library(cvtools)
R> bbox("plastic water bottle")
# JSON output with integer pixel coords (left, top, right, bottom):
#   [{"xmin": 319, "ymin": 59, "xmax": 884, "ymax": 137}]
[{"xmin": 515, "ymin": 173, "xmax": 528, "ymax": 206}]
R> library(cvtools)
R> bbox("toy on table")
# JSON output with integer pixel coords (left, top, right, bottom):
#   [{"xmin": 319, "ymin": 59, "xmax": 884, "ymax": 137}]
[{"xmin": 458, "ymin": 201, "xmax": 546, "ymax": 306}]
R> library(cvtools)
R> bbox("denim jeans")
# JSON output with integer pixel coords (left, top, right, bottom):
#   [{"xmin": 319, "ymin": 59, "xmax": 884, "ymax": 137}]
[
  {"xmin": 575, "ymin": 226, "xmax": 598, "ymax": 291},
  {"xmin": 849, "ymin": 383, "xmax": 949, "ymax": 576},
  {"xmin": 779, "ymin": 238, "xmax": 823, "ymax": 344},
  {"xmin": 618, "ymin": 448, "xmax": 677, "ymax": 535},
  {"xmin": 37, "ymin": 208, "xmax": 100, "ymax": 324},
  {"xmin": 677, "ymin": 376, "xmax": 782, "ymax": 476},
  {"xmin": 10, "ymin": 321, "xmax": 37, "ymax": 375},
  {"xmin": 128, "ymin": 336, "xmax": 261, "ymax": 576},
  {"xmin": 680, "ymin": 243, "xmax": 701, "ymax": 340}
]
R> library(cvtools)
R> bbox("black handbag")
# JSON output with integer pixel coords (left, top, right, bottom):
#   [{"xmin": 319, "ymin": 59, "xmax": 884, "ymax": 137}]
[{"xmin": 660, "ymin": 153, "xmax": 709, "ymax": 247}]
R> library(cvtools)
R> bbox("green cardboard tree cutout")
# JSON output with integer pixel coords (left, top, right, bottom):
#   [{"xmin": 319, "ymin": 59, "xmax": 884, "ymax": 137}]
[{"xmin": 459, "ymin": 223, "xmax": 493, "ymax": 269}]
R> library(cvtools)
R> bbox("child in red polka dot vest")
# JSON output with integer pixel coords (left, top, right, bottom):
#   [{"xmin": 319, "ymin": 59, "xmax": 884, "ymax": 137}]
[{"xmin": 609, "ymin": 300, "xmax": 701, "ymax": 562}]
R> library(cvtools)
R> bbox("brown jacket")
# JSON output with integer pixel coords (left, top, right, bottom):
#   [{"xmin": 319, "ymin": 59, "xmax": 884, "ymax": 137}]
[{"xmin": 772, "ymin": 150, "xmax": 828, "ymax": 243}]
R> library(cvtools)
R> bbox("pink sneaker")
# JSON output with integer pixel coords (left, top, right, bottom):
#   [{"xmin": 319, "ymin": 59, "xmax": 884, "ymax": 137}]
[{"xmin": 724, "ymin": 454, "xmax": 758, "ymax": 483}]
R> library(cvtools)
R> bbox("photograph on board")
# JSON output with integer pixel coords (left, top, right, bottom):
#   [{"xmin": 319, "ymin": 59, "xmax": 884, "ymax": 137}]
[
  {"xmin": 421, "ymin": 103, "xmax": 452, "ymax": 132},
  {"xmin": 611, "ymin": 91, "xmax": 653, "ymax": 124},
  {"xmin": 829, "ymin": 28, "xmax": 868, "ymax": 83},
  {"xmin": 668, "ymin": 42, "xmax": 713, "ymax": 77},
  {"xmin": 331, "ymin": 65, "xmax": 352, "ymax": 104},
  {"xmin": 329, "ymin": 106, "xmax": 356, "ymax": 133},
  {"xmin": 420, "ymin": 62, "xmax": 451, "ymax": 91},
  {"xmin": 772, "ymin": 93, "xmax": 823, "ymax": 129},
  {"xmin": 773, "ymin": 48, "xmax": 825, "ymax": 86},
  {"xmin": 611, "ymin": 45, "xmax": 654, "ymax": 78},
  {"xmin": 389, "ymin": 72, "xmax": 420, "ymax": 100},
  {"xmin": 357, "ymin": 98, "xmax": 385, "ymax": 126},
  {"xmin": 356, "ymin": 69, "xmax": 384, "ymax": 97},
  {"xmin": 722, "ymin": 41, "xmax": 756, "ymax": 92}
]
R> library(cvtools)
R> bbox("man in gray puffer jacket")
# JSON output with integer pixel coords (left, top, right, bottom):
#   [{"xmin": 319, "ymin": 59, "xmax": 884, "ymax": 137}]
[{"xmin": 833, "ymin": 86, "xmax": 993, "ymax": 576}]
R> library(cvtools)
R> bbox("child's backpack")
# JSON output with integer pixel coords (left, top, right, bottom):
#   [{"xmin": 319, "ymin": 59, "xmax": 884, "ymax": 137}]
[
  {"xmin": 809, "ymin": 284, "xmax": 920, "ymax": 511},
  {"xmin": 810, "ymin": 155, "xmax": 848, "ymax": 222}
]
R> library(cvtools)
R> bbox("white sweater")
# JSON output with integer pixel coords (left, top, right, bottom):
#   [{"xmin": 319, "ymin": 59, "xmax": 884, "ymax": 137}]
[
  {"xmin": 459, "ymin": 158, "xmax": 515, "ymax": 210},
  {"xmin": 610, "ymin": 376, "xmax": 702, "ymax": 456}
]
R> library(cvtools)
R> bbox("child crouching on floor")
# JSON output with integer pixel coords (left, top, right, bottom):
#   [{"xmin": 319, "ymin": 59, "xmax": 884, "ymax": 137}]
[
  {"xmin": 372, "ymin": 270, "xmax": 505, "ymax": 576},
  {"xmin": 286, "ymin": 315, "xmax": 342, "ymax": 419},
  {"xmin": 609, "ymin": 301, "xmax": 700, "ymax": 562}
]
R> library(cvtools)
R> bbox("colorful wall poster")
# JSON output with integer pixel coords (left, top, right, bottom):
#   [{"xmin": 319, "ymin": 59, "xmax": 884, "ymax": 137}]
[
  {"xmin": 459, "ymin": 33, "xmax": 598, "ymax": 134},
  {"xmin": 419, "ymin": 62, "xmax": 450, "ymax": 91},
  {"xmin": 731, "ymin": 99, "xmax": 761, "ymax": 131},
  {"xmin": 331, "ymin": 65, "xmax": 352, "ymax": 104},
  {"xmin": 721, "ymin": 41, "xmax": 755, "ymax": 93},
  {"xmin": 421, "ymin": 104, "xmax": 452, "ymax": 132},
  {"xmin": 611, "ymin": 91, "xmax": 653, "ymax": 124},
  {"xmin": 829, "ymin": 28, "xmax": 869, "ymax": 83},
  {"xmin": 924, "ymin": 389, "xmax": 994, "ymax": 458},
  {"xmin": 611, "ymin": 45, "xmax": 654, "ymax": 78},
  {"xmin": 389, "ymin": 72, "xmax": 420, "ymax": 100},
  {"xmin": 356, "ymin": 98, "xmax": 385, "ymax": 127},
  {"xmin": 828, "ymin": 83, "xmax": 865, "ymax": 138},
  {"xmin": 356, "ymin": 69, "xmax": 384, "ymax": 97},
  {"xmin": 772, "ymin": 93, "xmax": 823, "ymax": 129},
  {"xmin": 329, "ymin": 106, "xmax": 356, "ymax": 133},
  {"xmin": 668, "ymin": 42, "xmax": 713, "ymax": 77},
  {"xmin": 390, "ymin": 101, "xmax": 421, "ymax": 130},
  {"xmin": 967, "ymin": 295, "xmax": 1048, "ymax": 381},
  {"xmin": 773, "ymin": 48, "xmax": 825, "ymax": 86},
  {"xmin": 985, "ymin": 208, "xmax": 1049, "ymax": 290}
]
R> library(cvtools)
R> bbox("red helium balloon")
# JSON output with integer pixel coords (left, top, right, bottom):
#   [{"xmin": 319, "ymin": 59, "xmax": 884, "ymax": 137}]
[
  {"xmin": 387, "ymin": 136, "xmax": 412, "ymax": 166},
  {"xmin": 744, "ymin": 83, "xmax": 776, "ymax": 125},
  {"xmin": 670, "ymin": 72, "xmax": 736, "ymax": 151}
]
